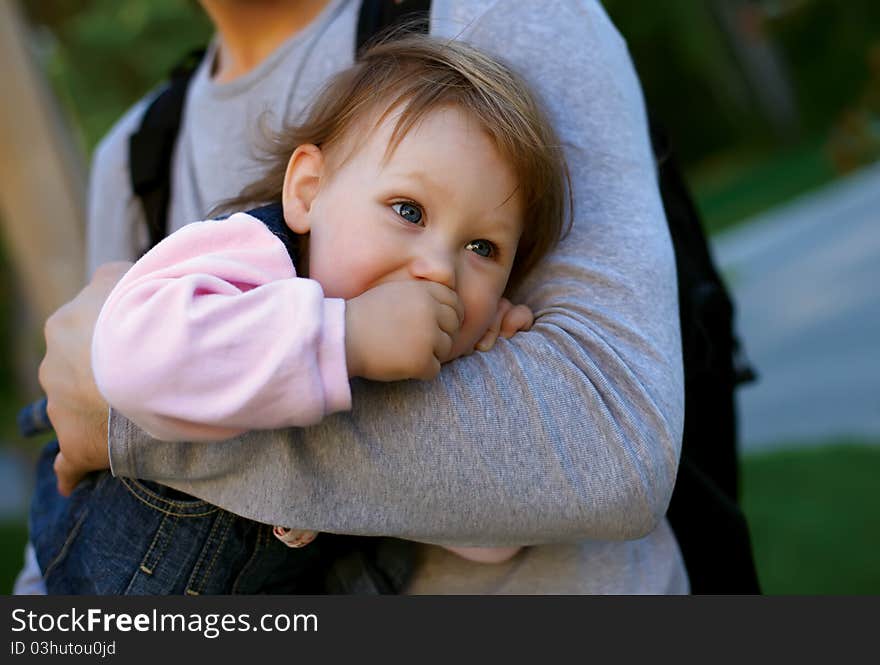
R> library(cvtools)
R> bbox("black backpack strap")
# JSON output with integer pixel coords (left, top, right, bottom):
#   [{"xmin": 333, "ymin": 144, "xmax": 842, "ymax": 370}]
[
  {"xmin": 129, "ymin": 49, "xmax": 205, "ymax": 253},
  {"xmin": 650, "ymin": 116, "xmax": 756, "ymax": 500},
  {"xmin": 356, "ymin": 0, "xmax": 431, "ymax": 57},
  {"xmin": 650, "ymin": 118, "xmax": 761, "ymax": 593}
]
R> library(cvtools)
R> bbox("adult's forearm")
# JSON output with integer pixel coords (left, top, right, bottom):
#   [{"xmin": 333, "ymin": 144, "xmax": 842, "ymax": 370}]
[{"xmin": 110, "ymin": 269, "xmax": 684, "ymax": 547}]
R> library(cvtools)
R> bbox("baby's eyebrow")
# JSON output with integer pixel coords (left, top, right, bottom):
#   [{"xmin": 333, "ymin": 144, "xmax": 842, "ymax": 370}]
[
  {"xmin": 483, "ymin": 216, "xmax": 522, "ymax": 238},
  {"xmin": 390, "ymin": 169, "xmax": 452, "ymax": 198}
]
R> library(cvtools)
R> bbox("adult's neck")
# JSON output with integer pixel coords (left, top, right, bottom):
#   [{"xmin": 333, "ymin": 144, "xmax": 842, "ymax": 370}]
[{"xmin": 200, "ymin": 0, "xmax": 333, "ymax": 83}]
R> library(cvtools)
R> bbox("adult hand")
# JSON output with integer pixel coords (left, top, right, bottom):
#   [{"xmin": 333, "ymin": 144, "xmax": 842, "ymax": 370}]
[
  {"xmin": 474, "ymin": 298, "xmax": 534, "ymax": 352},
  {"xmin": 345, "ymin": 280, "xmax": 463, "ymax": 381},
  {"xmin": 38, "ymin": 261, "xmax": 132, "ymax": 496}
]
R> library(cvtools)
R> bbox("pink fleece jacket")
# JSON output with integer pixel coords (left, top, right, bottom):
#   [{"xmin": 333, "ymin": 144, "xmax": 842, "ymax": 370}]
[{"xmin": 91, "ymin": 212, "xmax": 351, "ymax": 442}]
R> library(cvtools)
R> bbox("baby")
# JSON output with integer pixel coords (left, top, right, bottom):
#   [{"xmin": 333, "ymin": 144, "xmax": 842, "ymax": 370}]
[{"xmin": 31, "ymin": 35, "xmax": 569, "ymax": 594}]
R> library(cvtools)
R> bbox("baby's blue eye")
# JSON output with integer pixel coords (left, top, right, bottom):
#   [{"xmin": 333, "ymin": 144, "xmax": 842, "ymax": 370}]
[
  {"xmin": 466, "ymin": 239, "xmax": 495, "ymax": 258},
  {"xmin": 392, "ymin": 202, "xmax": 423, "ymax": 225}
]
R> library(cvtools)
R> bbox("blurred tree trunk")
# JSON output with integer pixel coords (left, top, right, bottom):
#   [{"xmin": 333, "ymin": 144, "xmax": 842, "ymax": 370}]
[
  {"xmin": 711, "ymin": 0, "xmax": 801, "ymax": 142},
  {"xmin": 0, "ymin": 0, "xmax": 87, "ymax": 324},
  {"xmin": 0, "ymin": 0, "xmax": 87, "ymax": 399}
]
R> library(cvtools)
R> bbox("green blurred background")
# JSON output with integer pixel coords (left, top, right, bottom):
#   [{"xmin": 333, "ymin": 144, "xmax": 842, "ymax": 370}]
[{"xmin": 1, "ymin": 0, "xmax": 878, "ymax": 594}]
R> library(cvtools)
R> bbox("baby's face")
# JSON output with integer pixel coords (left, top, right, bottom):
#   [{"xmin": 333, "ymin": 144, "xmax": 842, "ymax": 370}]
[{"xmin": 302, "ymin": 106, "xmax": 524, "ymax": 360}]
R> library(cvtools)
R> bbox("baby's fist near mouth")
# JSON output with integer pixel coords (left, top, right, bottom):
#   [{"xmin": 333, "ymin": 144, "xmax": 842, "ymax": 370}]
[
  {"xmin": 344, "ymin": 280, "xmax": 462, "ymax": 382},
  {"xmin": 474, "ymin": 298, "xmax": 534, "ymax": 353}
]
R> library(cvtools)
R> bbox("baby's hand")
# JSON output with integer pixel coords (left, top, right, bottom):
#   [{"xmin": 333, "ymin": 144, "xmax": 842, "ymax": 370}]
[
  {"xmin": 474, "ymin": 298, "xmax": 534, "ymax": 352},
  {"xmin": 345, "ymin": 281, "xmax": 463, "ymax": 381}
]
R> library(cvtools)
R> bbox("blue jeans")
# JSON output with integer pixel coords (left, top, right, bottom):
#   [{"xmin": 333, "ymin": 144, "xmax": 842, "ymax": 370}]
[{"xmin": 30, "ymin": 441, "xmax": 412, "ymax": 594}]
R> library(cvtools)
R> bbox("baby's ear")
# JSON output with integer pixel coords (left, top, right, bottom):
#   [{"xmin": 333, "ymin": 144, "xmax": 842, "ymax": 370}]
[{"xmin": 282, "ymin": 144, "xmax": 324, "ymax": 234}]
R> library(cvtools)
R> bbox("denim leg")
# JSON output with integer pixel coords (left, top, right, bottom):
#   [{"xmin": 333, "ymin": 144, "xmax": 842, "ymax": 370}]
[
  {"xmin": 29, "ymin": 441, "xmax": 414, "ymax": 595},
  {"xmin": 31, "ymin": 441, "xmax": 223, "ymax": 594}
]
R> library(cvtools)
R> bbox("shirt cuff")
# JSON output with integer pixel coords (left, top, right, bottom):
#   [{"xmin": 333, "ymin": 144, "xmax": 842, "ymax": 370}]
[
  {"xmin": 107, "ymin": 406, "xmax": 136, "ymax": 478},
  {"xmin": 318, "ymin": 297, "xmax": 352, "ymax": 414}
]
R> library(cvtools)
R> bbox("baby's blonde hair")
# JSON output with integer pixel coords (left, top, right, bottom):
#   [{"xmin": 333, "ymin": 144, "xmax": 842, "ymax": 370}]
[{"xmin": 229, "ymin": 34, "xmax": 571, "ymax": 292}]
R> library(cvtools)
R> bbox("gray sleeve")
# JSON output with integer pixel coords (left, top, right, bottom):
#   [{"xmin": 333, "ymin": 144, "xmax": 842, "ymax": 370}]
[
  {"xmin": 109, "ymin": 0, "xmax": 684, "ymax": 548},
  {"xmin": 86, "ymin": 97, "xmax": 151, "ymax": 275}
]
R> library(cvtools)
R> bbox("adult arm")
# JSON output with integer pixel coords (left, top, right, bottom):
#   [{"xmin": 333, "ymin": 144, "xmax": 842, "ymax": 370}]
[
  {"xmin": 107, "ymin": 0, "xmax": 684, "ymax": 547},
  {"xmin": 92, "ymin": 214, "xmax": 349, "ymax": 442},
  {"xmin": 40, "ymin": 262, "xmax": 131, "ymax": 496}
]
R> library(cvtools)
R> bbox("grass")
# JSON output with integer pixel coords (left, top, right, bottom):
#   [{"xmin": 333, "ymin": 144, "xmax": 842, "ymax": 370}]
[
  {"xmin": 1, "ymin": 521, "xmax": 28, "ymax": 594},
  {"xmin": 688, "ymin": 138, "xmax": 839, "ymax": 235},
  {"xmin": 2, "ymin": 441, "xmax": 877, "ymax": 594},
  {"xmin": 740, "ymin": 442, "xmax": 880, "ymax": 594}
]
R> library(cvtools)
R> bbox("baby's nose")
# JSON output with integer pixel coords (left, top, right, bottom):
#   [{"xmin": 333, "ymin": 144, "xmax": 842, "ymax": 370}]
[{"xmin": 409, "ymin": 248, "xmax": 456, "ymax": 290}]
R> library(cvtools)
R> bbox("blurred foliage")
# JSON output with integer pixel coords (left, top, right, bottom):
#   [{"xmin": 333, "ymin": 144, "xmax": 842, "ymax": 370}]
[
  {"xmin": 604, "ymin": 0, "xmax": 880, "ymax": 167},
  {"xmin": 22, "ymin": 0, "xmax": 211, "ymax": 155},
  {"xmin": 771, "ymin": 0, "xmax": 880, "ymax": 137},
  {"xmin": 603, "ymin": 0, "xmax": 880, "ymax": 230},
  {"xmin": 604, "ymin": 0, "xmax": 763, "ymax": 162}
]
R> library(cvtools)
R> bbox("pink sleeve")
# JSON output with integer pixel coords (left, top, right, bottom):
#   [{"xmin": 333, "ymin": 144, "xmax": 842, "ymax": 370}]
[{"xmin": 92, "ymin": 212, "xmax": 351, "ymax": 441}]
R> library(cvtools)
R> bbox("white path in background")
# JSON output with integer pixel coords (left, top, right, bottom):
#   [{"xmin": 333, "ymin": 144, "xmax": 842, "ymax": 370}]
[{"xmin": 712, "ymin": 160, "xmax": 880, "ymax": 452}]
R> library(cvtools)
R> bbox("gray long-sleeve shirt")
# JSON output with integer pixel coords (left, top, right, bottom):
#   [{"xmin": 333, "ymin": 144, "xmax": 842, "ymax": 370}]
[{"xmin": 93, "ymin": 0, "xmax": 687, "ymax": 593}]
